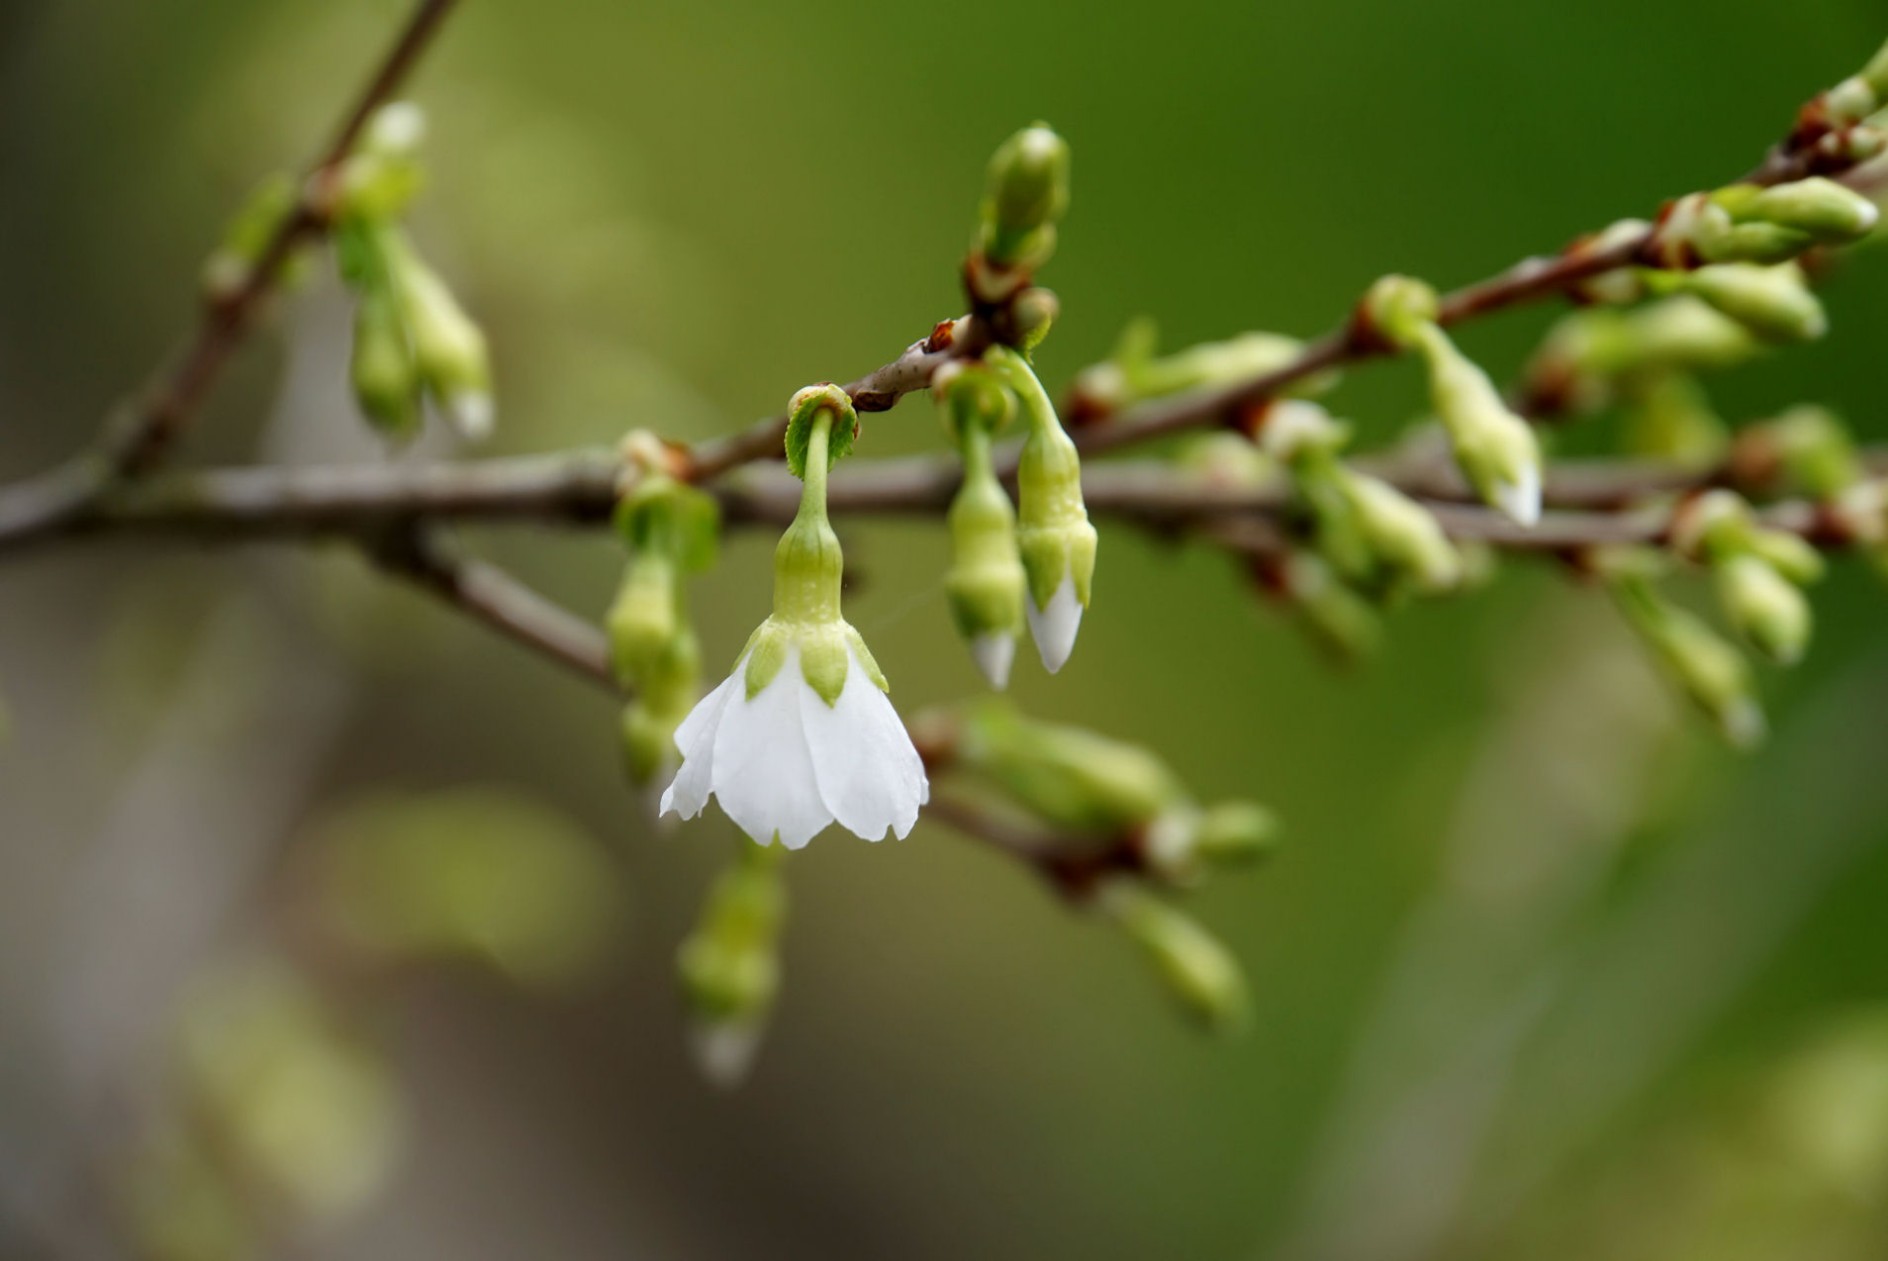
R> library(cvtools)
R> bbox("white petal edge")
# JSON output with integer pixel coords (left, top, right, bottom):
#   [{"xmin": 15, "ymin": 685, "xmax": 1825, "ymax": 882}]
[
  {"xmin": 1493, "ymin": 462, "xmax": 1541, "ymax": 528},
  {"xmin": 708, "ymin": 646, "xmax": 833, "ymax": 849},
  {"xmin": 446, "ymin": 391, "xmax": 495, "ymax": 443},
  {"xmin": 970, "ymin": 632, "xmax": 1016, "ymax": 690},
  {"xmin": 659, "ymin": 666, "xmax": 744, "ymax": 820},
  {"xmin": 800, "ymin": 645, "xmax": 929, "ymax": 841},
  {"xmin": 1025, "ymin": 576, "xmax": 1084, "ymax": 673},
  {"xmin": 688, "ymin": 1019, "xmax": 765, "ymax": 1090}
]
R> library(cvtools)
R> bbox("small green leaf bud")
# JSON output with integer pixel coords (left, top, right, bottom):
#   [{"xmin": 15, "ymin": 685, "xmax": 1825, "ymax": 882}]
[
  {"xmin": 1410, "ymin": 324, "xmax": 1543, "ymax": 525},
  {"xmin": 1716, "ymin": 553, "xmax": 1812, "ymax": 665},
  {"xmin": 606, "ymin": 552, "xmax": 679, "ymax": 683},
  {"xmin": 956, "ymin": 701, "xmax": 1187, "ymax": 834},
  {"xmin": 1758, "ymin": 405, "xmax": 1865, "ymax": 499},
  {"xmin": 348, "ymin": 280, "xmax": 423, "ymax": 440},
  {"xmin": 1009, "ymin": 287, "xmax": 1060, "ymax": 354},
  {"xmin": 1100, "ymin": 884, "xmax": 1251, "ymax": 1035},
  {"xmin": 979, "ymin": 123, "xmax": 1071, "ymax": 272},
  {"xmin": 1068, "ymin": 321, "xmax": 1328, "ymax": 422},
  {"xmin": 991, "ymin": 347, "xmax": 1097, "ymax": 673},
  {"xmin": 1678, "ymin": 263, "xmax": 1827, "ymax": 345},
  {"xmin": 338, "ymin": 102, "xmax": 428, "ymax": 222}
]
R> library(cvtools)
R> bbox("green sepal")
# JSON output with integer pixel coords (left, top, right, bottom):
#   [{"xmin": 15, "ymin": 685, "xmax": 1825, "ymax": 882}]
[
  {"xmin": 349, "ymin": 281, "xmax": 423, "ymax": 440},
  {"xmin": 741, "ymin": 620, "xmax": 791, "ymax": 700},
  {"xmin": 784, "ymin": 385, "xmax": 857, "ymax": 479},
  {"xmin": 845, "ymin": 625, "xmax": 888, "ymax": 692},
  {"xmin": 797, "ymin": 624, "xmax": 851, "ymax": 707}
]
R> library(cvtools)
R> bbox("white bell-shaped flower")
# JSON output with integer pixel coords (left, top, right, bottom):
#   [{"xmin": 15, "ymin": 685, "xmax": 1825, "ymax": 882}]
[{"xmin": 660, "ymin": 386, "xmax": 929, "ymax": 848}]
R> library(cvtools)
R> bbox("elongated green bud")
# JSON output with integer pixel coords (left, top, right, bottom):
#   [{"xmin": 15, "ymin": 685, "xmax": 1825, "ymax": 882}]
[
  {"xmin": 338, "ymin": 101, "xmax": 428, "ymax": 222},
  {"xmin": 1271, "ymin": 551, "xmax": 1384, "ymax": 664},
  {"xmin": 992, "ymin": 347, "xmax": 1096, "ymax": 673},
  {"xmin": 1101, "ymin": 884, "xmax": 1251, "ymax": 1034},
  {"xmin": 677, "ymin": 843, "xmax": 786, "ymax": 1088},
  {"xmin": 349, "ymin": 280, "xmax": 422, "ymax": 440},
  {"xmin": 1757, "ymin": 405, "xmax": 1865, "ymax": 498},
  {"xmin": 1716, "ymin": 553, "xmax": 1812, "ymax": 665},
  {"xmin": 1069, "ymin": 319, "xmax": 1328, "ymax": 421},
  {"xmin": 1613, "ymin": 570, "xmax": 1766, "ymax": 748},
  {"xmin": 956, "ymin": 700, "xmax": 1185, "ymax": 833},
  {"xmin": 1143, "ymin": 800, "xmax": 1281, "ymax": 883},
  {"xmin": 1676, "ymin": 263, "xmax": 1826, "ymax": 344},
  {"xmin": 1338, "ymin": 472, "xmax": 1462, "ymax": 594},
  {"xmin": 379, "ymin": 228, "xmax": 495, "ymax": 441},
  {"xmin": 201, "ymin": 173, "xmax": 302, "ymax": 302},
  {"xmin": 1410, "ymin": 324, "xmax": 1542, "ymax": 526},
  {"xmin": 979, "ymin": 123, "xmax": 1071, "ymax": 272},
  {"xmin": 1619, "ymin": 373, "xmax": 1728, "ymax": 465},
  {"xmin": 606, "ymin": 552, "xmax": 678, "ymax": 683},
  {"xmin": 1730, "ymin": 178, "xmax": 1880, "ymax": 244},
  {"xmin": 938, "ymin": 365, "xmax": 1026, "ymax": 689}
]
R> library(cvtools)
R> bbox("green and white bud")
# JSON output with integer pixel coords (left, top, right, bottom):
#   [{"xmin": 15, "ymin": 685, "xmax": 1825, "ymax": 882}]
[
  {"xmin": 1143, "ymin": 800, "xmax": 1281, "ymax": 883},
  {"xmin": 1677, "ymin": 263, "xmax": 1827, "ymax": 345},
  {"xmin": 1337, "ymin": 472, "xmax": 1463, "ymax": 594},
  {"xmin": 1068, "ymin": 320, "xmax": 1325, "ymax": 422},
  {"xmin": 1823, "ymin": 39, "xmax": 1888, "ymax": 126},
  {"xmin": 937, "ymin": 364, "xmax": 1027, "ymax": 689},
  {"xmin": 1716, "ymin": 553, "xmax": 1812, "ymax": 665},
  {"xmin": 378, "ymin": 228, "xmax": 495, "ymax": 441},
  {"xmin": 1732, "ymin": 178, "xmax": 1880, "ymax": 244},
  {"xmin": 348, "ymin": 278, "xmax": 423, "ymax": 441},
  {"xmin": 1613, "ymin": 571, "xmax": 1766, "ymax": 748},
  {"xmin": 979, "ymin": 123, "xmax": 1071, "ymax": 273},
  {"xmin": 201, "ymin": 173, "xmax": 302, "ymax": 303},
  {"xmin": 338, "ymin": 102, "xmax": 428, "ymax": 223},
  {"xmin": 676, "ymin": 842, "xmax": 786, "ymax": 1088},
  {"xmin": 606, "ymin": 551, "xmax": 679, "ymax": 684},
  {"xmin": 1619, "ymin": 373, "xmax": 1729, "ymax": 466},
  {"xmin": 1272, "ymin": 551, "xmax": 1384, "ymax": 664},
  {"xmin": 1762, "ymin": 405, "xmax": 1865, "ymax": 499},
  {"xmin": 1100, "ymin": 883, "xmax": 1251, "ymax": 1035},
  {"xmin": 992, "ymin": 346, "xmax": 1097, "ymax": 673},
  {"xmin": 1410, "ymin": 323, "xmax": 1543, "ymax": 526},
  {"xmin": 955, "ymin": 700, "xmax": 1186, "ymax": 834}
]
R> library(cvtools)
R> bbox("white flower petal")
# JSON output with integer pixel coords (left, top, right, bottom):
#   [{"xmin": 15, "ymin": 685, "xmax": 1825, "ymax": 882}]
[
  {"xmin": 801, "ymin": 646, "xmax": 929, "ymax": 841},
  {"xmin": 970, "ymin": 632, "xmax": 1016, "ymax": 690},
  {"xmin": 688, "ymin": 1018, "xmax": 765, "ymax": 1090},
  {"xmin": 659, "ymin": 668, "xmax": 743, "ymax": 820},
  {"xmin": 1493, "ymin": 462, "xmax": 1541, "ymax": 528},
  {"xmin": 1025, "ymin": 576, "xmax": 1084, "ymax": 673},
  {"xmin": 446, "ymin": 391, "xmax": 495, "ymax": 443},
  {"xmin": 709, "ymin": 647, "xmax": 832, "ymax": 849}
]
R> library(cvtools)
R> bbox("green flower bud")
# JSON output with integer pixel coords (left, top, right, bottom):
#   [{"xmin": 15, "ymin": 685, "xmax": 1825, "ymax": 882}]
[
  {"xmin": 992, "ymin": 347, "xmax": 1097, "ymax": 673},
  {"xmin": 1337, "ymin": 471, "xmax": 1463, "ymax": 594},
  {"xmin": 677, "ymin": 843, "xmax": 786, "ymax": 1087},
  {"xmin": 956, "ymin": 700, "xmax": 1186, "ymax": 834},
  {"xmin": 1009, "ymin": 287, "xmax": 1060, "ymax": 353},
  {"xmin": 1736, "ymin": 177, "xmax": 1880, "ymax": 244},
  {"xmin": 1824, "ymin": 40, "xmax": 1888, "ymax": 125},
  {"xmin": 1411, "ymin": 323, "xmax": 1542, "ymax": 525},
  {"xmin": 1274, "ymin": 551, "xmax": 1384, "ymax": 664},
  {"xmin": 379, "ymin": 228, "xmax": 495, "ymax": 440},
  {"xmin": 348, "ymin": 280, "xmax": 423, "ymax": 441},
  {"xmin": 1101, "ymin": 884, "xmax": 1251, "ymax": 1035},
  {"xmin": 1144, "ymin": 800, "xmax": 1281, "ymax": 882},
  {"xmin": 201, "ymin": 173, "xmax": 303, "ymax": 303},
  {"xmin": 1717, "ymin": 553, "xmax": 1812, "ymax": 665},
  {"xmin": 606, "ymin": 552, "xmax": 679, "ymax": 683},
  {"xmin": 1359, "ymin": 274, "xmax": 1440, "ymax": 348},
  {"xmin": 338, "ymin": 102, "xmax": 428, "ymax": 222},
  {"xmin": 1679, "ymin": 263, "xmax": 1827, "ymax": 345},
  {"xmin": 1763, "ymin": 405, "xmax": 1864, "ymax": 498},
  {"xmin": 938, "ymin": 365, "xmax": 1026, "ymax": 688},
  {"xmin": 979, "ymin": 123, "xmax": 1071, "ymax": 271},
  {"xmin": 1614, "ymin": 572, "xmax": 1766, "ymax": 748},
  {"xmin": 1620, "ymin": 373, "xmax": 1729, "ymax": 466}
]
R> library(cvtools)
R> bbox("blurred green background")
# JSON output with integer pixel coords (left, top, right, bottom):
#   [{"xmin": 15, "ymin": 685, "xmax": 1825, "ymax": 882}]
[{"xmin": 7, "ymin": 1, "xmax": 1888, "ymax": 1258}]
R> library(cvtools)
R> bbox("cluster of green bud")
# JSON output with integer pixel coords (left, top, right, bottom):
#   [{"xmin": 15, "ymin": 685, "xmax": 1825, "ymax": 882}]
[
  {"xmin": 1525, "ymin": 297, "xmax": 1761, "ymax": 416},
  {"xmin": 1361, "ymin": 276, "xmax": 1542, "ymax": 526},
  {"xmin": 1647, "ymin": 262, "xmax": 1826, "ymax": 345},
  {"xmin": 605, "ymin": 434, "xmax": 719, "ymax": 782},
  {"xmin": 676, "ymin": 842, "xmax": 787, "ymax": 1087},
  {"xmin": 1738, "ymin": 406, "xmax": 1888, "ymax": 565},
  {"xmin": 1607, "ymin": 560, "xmax": 1767, "ymax": 749},
  {"xmin": 969, "ymin": 123, "xmax": 1071, "ymax": 303},
  {"xmin": 991, "ymin": 345, "xmax": 1098, "ymax": 674},
  {"xmin": 935, "ymin": 363, "xmax": 1027, "ymax": 689},
  {"xmin": 1259, "ymin": 400, "xmax": 1463, "ymax": 596},
  {"xmin": 1653, "ymin": 181, "xmax": 1878, "ymax": 268},
  {"xmin": 332, "ymin": 103, "xmax": 495, "ymax": 444},
  {"xmin": 1670, "ymin": 490, "xmax": 1824, "ymax": 666},
  {"xmin": 1098, "ymin": 883, "xmax": 1251, "ymax": 1034},
  {"xmin": 1066, "ymin": 318, "xmax": 1331, "ymax": 424}
]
